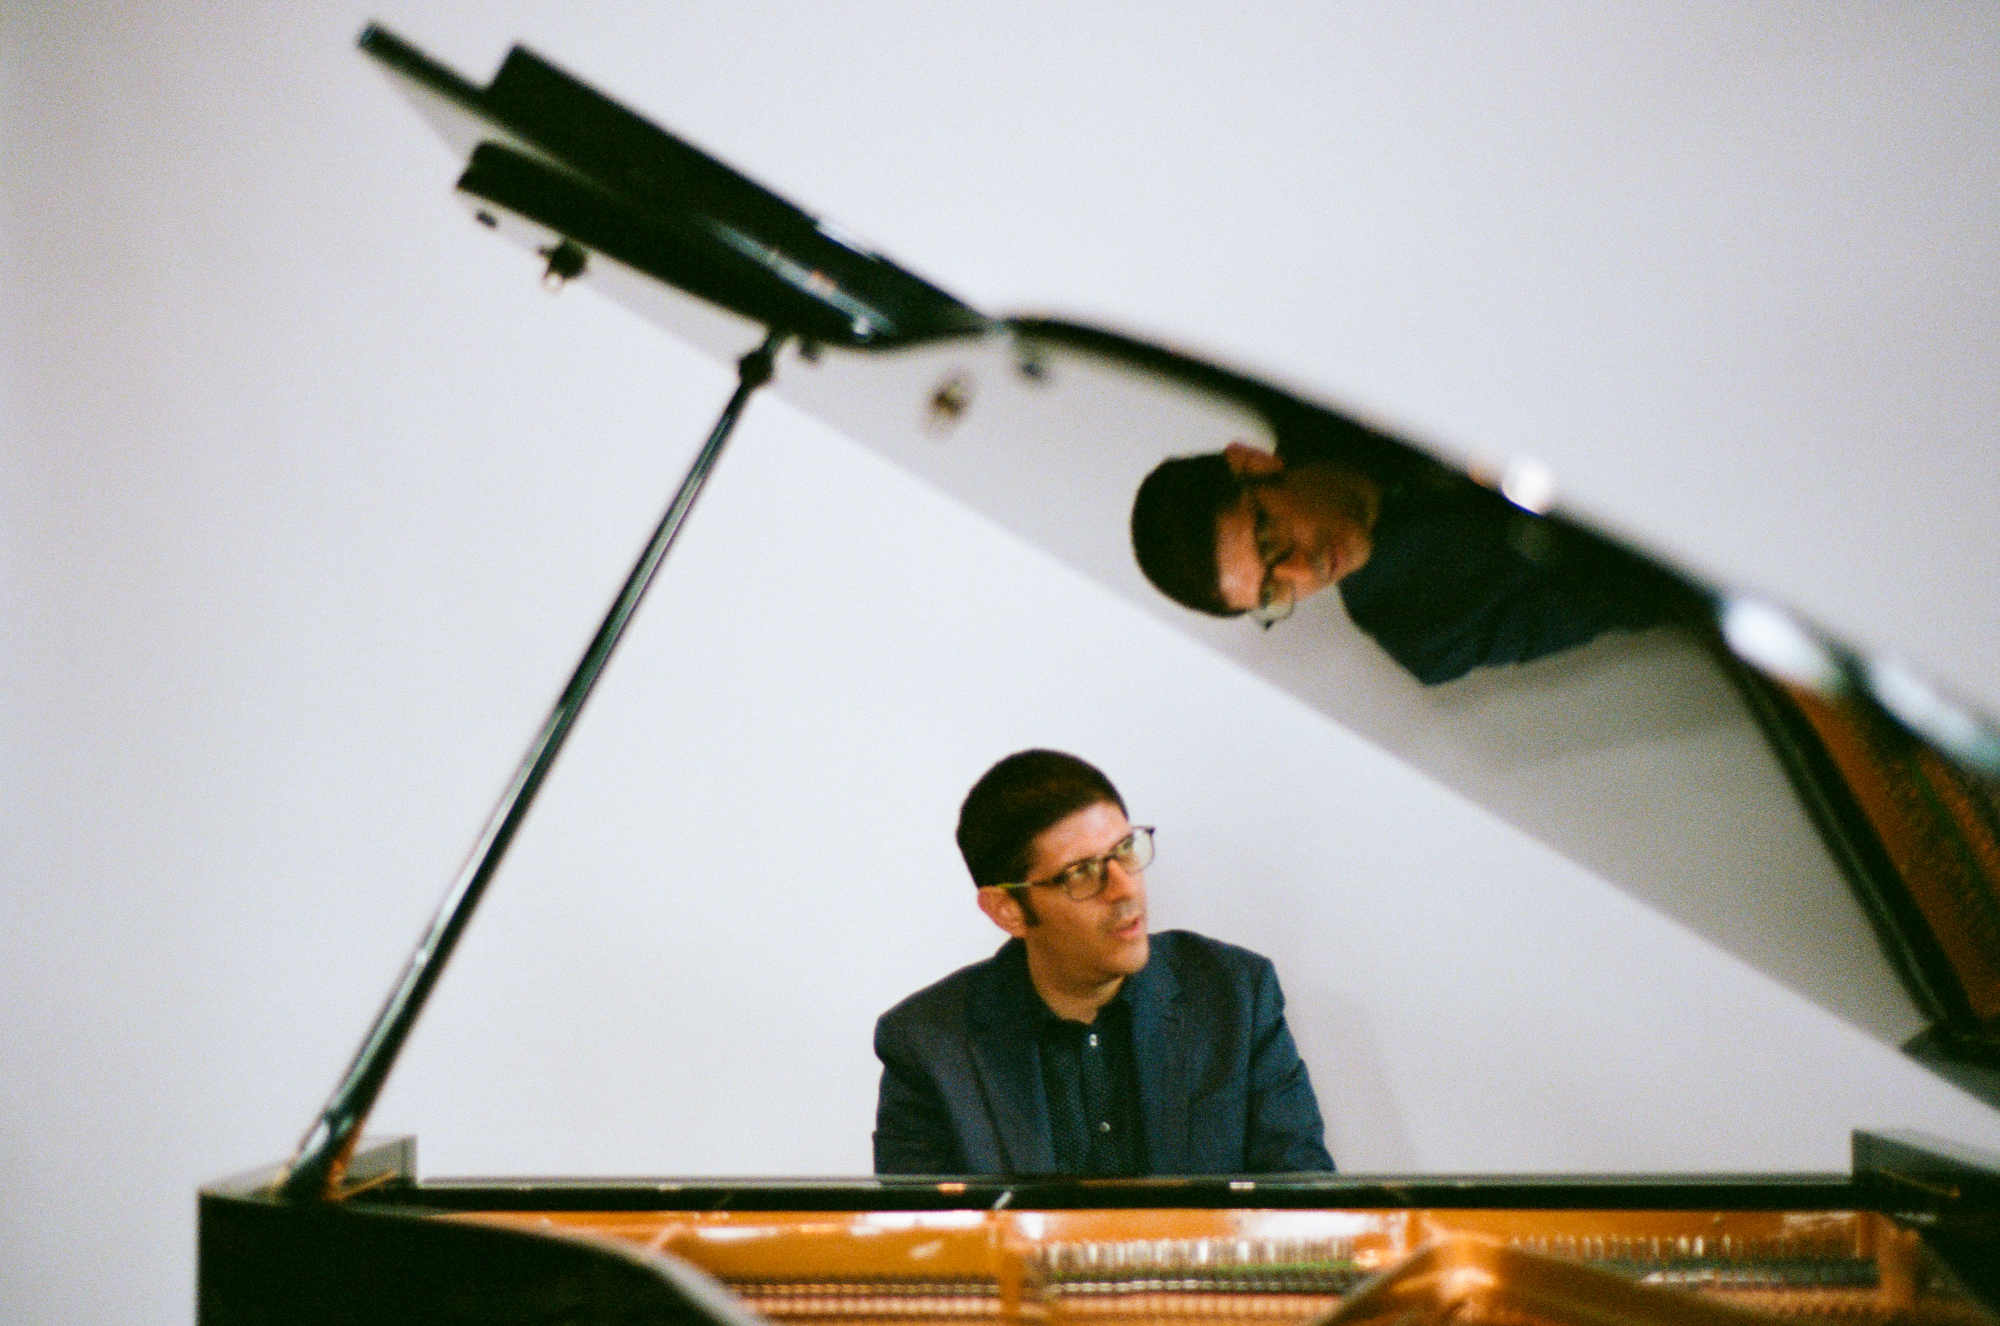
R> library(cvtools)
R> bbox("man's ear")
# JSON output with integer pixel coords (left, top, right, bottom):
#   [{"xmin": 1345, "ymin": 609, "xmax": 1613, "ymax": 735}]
[
  {"xmin": 1223, "ymin": 440, "xmax": 1284, "ymax": 478},
  {"xmin": 977, "ymin": 886, "xmax": 1031, "ymax": 938}
]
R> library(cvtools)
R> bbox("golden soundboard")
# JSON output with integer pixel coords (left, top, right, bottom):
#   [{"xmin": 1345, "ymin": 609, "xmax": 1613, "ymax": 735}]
[{"xmin": 459, "ymin": 1196, "xmax": 1989, "ymax": 1326}]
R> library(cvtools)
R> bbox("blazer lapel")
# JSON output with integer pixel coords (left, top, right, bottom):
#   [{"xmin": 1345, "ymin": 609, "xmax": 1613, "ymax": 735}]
[
  {"xmin": 1126, "ymin": 946, "xmax": 1189, "ymax": 1172},
  {"xmin": 967, "ymin": 943, "xmax": 1056, "ymax": 1173}
]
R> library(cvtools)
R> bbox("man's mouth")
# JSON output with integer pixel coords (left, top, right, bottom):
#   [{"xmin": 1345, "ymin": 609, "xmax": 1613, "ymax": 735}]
[{"xmin": 1107, "ymin": 909, "xmax": 1146, "ymax": 939}]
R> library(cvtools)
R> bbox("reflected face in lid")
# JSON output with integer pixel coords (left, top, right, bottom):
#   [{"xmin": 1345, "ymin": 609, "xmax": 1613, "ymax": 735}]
[{"xmin": 1213, "ymin": 442, "xmax": 1381, "ymax": 618}]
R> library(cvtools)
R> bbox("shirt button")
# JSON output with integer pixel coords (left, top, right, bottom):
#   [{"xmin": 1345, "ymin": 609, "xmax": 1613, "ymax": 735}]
[
  {"xmin": 1087, "ymin": 1034, "xmax": 1099, "ymax": 1048},
  {"xmin": 1098, "ymin": 1120, "xmax": 1112, "ymax": 1133}
]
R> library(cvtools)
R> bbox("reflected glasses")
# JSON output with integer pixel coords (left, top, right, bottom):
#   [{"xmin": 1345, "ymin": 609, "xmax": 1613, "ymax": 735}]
[
  {"xmin": 1006, "ymin": 826, "xmax": 1156, "ymax": 901},
  {"xmin": 1243, "ymin": 485, "xmax": 1295, "ymax": 628}
]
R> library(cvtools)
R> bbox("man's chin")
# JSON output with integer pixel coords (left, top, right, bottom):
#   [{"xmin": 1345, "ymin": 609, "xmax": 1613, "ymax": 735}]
[{"xmin": 1115, "ymin": 934, "xmax": 1151, "ymax": 973}]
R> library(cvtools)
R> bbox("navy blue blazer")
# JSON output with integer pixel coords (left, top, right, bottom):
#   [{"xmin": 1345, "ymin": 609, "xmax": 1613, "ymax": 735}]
[{"xmin": 872, "ymin": 930, "xmax": 1334, "ymax": 1175}]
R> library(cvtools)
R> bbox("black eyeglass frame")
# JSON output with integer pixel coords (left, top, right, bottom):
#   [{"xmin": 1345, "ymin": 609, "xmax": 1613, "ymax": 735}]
[
  {"xmin": 997, "ymin": 826, "xmax": 1157, "ymax": 902},
  {"xmin": 1236, "ymin": 478, "xmax": 1296, "ymax": 629}
]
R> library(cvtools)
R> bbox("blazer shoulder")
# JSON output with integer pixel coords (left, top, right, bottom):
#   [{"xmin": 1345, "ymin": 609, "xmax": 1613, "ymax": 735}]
[
  {"xmin": 1152, "ymin": 928, "xmax": 1278, "ymax": 984},
  {"xmin": 875, "ymin": 946, "xmax": 1005, "ymax": 1041}
]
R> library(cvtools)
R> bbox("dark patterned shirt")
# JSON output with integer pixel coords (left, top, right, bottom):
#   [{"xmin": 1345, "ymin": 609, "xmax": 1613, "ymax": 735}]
[{"xmin": 1036, "ymin": 992, "xmax": 1146, "ymax": 1176}]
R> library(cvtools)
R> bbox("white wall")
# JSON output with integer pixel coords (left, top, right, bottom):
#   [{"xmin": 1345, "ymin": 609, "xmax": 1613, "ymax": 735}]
[{"xmin": 5, "ymin": 5, "xmax": 1997, "ymax": 1325}]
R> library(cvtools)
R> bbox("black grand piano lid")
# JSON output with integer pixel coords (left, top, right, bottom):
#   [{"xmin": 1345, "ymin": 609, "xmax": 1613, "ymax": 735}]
[{"xmin": 357, "ymin": 26, "xmax": 2000, "ymax": 1106}]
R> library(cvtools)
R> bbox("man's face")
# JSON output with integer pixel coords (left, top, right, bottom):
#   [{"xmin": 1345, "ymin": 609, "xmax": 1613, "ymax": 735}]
[
  {"xmin": 1009, "ymin": 800, "xmax": 1150, "ymax": 995},
  {"xmin": 1212, "ymin": 443, "xmax": 1378, "ymax": 616}
]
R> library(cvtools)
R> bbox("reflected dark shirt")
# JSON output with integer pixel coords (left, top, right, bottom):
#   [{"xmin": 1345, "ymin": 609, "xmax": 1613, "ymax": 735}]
[
  {"xmin": 1336, "ymin": 480, "xmax": 1690, "ymax": 684},
  {"xmin": 1274, "ymin": 420, "xmax": 1695, "ymax": 684}
]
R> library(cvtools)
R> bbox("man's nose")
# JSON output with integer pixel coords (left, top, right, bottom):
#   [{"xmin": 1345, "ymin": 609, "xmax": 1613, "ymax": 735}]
[
  {"xmin": 1100, "ymin": 857, "xmax": 1143, "ymax": 901},
  {"xmin": 1274, "ymin": 548, "xmax": 1318, "ymax": 586}
]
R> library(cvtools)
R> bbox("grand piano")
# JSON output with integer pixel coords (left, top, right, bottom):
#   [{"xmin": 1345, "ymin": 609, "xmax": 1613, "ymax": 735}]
[{"xmin": 200, "ymin": 26, "xmax": 2000, "ymax": 1325}]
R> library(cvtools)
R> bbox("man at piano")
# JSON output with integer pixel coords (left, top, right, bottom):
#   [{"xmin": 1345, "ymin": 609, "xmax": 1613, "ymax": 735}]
[
  {"xmin": 1128, "ymin": 431, "xmax": 1693, "ymax": 684},
  {"xmin": 872, "ymin": 748, "xmax": 1334, "ymax": 1175}
]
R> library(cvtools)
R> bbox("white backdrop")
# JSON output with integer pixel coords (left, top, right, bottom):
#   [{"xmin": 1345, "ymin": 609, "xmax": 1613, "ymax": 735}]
[{"xmin": 5, "ymin": 5, "xmax": 1998, "ymax": 1324}]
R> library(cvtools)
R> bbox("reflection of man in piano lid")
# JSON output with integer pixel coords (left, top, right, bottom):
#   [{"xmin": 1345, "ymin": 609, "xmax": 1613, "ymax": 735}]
[
  {"xmin": 872, "ymin": 749, "xmax": 1334, "ymax": 1176},
  {"xmin": 1131, "ymin": 436, "xmax": 1694, "ymax": 685}
]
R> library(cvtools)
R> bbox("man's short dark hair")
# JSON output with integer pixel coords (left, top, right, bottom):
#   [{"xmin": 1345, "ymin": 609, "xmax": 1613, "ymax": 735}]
[
  {"xmin": 1130, "ymin": 453, "xmax": 1245, "ymax": 618},
  {"xmin": 956, "ymin": 749, "xmax": 1127, "ymax": 890}
]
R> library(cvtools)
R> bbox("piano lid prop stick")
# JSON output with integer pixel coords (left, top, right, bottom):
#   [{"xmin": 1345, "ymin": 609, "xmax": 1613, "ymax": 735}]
[{"xmin": 278, "ymin": 328, "xmax": 791, "ymax": 1201}]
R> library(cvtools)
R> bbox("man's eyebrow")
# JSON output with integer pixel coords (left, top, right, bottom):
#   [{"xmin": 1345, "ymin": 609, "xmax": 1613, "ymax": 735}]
[{"xmin": 1054, "ymin": 835, "xmax": 1128, "ymax": 873}]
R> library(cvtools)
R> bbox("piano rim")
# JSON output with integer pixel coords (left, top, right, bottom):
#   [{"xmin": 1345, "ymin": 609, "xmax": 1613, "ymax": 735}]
[{"xmin": 204, "ymin": 1134, "xmax": 1923, "ymax": 1214}]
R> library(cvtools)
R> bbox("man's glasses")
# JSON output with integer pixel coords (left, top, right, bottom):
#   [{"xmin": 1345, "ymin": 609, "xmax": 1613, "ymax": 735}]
[
  {"xmin": 1244, "ymin": 486, "xmax": 1296, "ymax": 628},
  {"xmin": 1006, "ymin": 826, "xmax": 1156, "ymax": 901}
]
